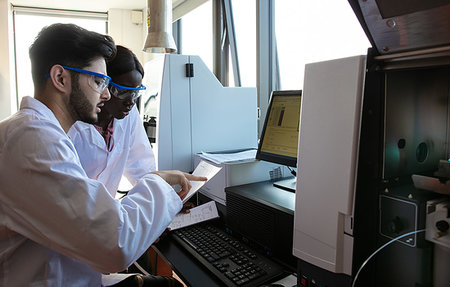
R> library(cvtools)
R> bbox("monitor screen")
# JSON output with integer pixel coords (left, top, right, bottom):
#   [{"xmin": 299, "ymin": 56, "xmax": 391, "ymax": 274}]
[{"xmin": 256, "ymin": 90, "xmax": 302, "ymax": 168}]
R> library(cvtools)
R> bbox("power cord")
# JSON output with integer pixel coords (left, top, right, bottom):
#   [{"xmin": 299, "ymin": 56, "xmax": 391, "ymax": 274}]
[
  {"xmin": 287, "ymin": 166, "xmax": 297, "ymax": 177},
  {"xmin": 133, "ymin": 261, "xmax": 151, "ymax": 276},
  {"xmin": 352, "ymin": 229, "xmax": 426, "ymax": 287}
]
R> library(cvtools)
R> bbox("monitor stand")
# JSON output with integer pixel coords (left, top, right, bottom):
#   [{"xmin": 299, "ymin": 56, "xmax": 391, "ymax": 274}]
[{"xmin": 273, "ymin": 177, "xmax": 296, "ymax": 193}]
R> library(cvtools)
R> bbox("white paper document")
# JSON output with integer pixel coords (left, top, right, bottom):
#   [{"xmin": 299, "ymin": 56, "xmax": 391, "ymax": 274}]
[
  {"xmin": 182, "ymin": 160, "xmax": 222, "ymax": 203},
  {"xmin": 102, "ymin": 273, "xmax": 137, "ymax": 286},
  {"xmin": 199, "ymin": 149, "xmax": 257, "ymax": 164},
  {"xmin": 169, "ymin": 201, "xmax": 219, "ymax": 230},
  {"xmin": 270, "ymin": 274, "xmax": 297, "ymax": 287}
]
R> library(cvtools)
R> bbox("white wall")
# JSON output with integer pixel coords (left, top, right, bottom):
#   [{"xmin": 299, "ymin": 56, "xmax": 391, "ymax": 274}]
[
  {"xmin": 108, "ymin": 8, "xmax": 156, "ymax": 66},
  {"xmin": 0, "ymin": 0, "xmax": 16, "ymax": 120}
]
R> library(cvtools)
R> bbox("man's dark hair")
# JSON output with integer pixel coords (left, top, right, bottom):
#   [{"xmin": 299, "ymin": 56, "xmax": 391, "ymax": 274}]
[
  {"xmin": 29, "ymin": 23, "xmax": 116, "ymax": 90},
  {"xmin": 107, "ymin": 45, "xmax": 144, "ymax": 78}
]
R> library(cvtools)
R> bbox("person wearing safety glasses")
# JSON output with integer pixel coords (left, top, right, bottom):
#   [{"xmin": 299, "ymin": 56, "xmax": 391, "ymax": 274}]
[
  {"xmin": 68, "ymin": 46, "xmax": 155, "ymax": 196},
  {"xmin": 69, "ymin": 46, "xmax": 184, "ymax": 286},
  {"xmin": 0, "ymin": 24, "xmax": 206, "ymax": 286}
]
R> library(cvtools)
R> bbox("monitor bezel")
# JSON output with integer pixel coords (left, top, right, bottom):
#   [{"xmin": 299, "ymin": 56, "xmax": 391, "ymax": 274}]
[{"xmin": 255, "ymin": 90, "xmax": 302, "ymax": 168}]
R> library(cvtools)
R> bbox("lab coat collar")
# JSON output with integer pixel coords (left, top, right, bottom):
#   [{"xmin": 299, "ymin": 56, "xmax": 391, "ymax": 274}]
[{"xmin": 20, "ymin": 96, "xmax": 65, "ymax": 132}]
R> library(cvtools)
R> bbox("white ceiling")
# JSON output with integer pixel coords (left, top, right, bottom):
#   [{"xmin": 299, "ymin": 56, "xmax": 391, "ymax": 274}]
[
  {"xmin": 10, "ymin": 0, "xmax": 153, "ymax": 12},
  {"xmin": 9, "ymin": 0, "xmax": 204, "ymax": 21}
]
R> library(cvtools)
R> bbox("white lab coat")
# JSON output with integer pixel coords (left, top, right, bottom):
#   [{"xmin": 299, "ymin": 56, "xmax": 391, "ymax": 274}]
[
  {"xmin": 0, "ymin": 97, "xmax": 182, "ymax": 286},
  {"xmin": 68, "ymin": 106, "xmax": 156, "ymax": 196}
]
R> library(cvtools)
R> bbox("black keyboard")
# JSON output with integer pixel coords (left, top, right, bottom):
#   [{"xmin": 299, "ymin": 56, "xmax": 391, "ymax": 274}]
[{"xmin": 172, "ymin": 224, "xmax": 285, "ymax": 287}]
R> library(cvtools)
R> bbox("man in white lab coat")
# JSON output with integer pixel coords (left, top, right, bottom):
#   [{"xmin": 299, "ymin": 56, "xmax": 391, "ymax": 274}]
[
  {"xmin": 68, "ymin": 45, "xmax": 181, "ymax": 284},
  {"xmin": 0, "ymin": 23, "xmax": 205, "ymax": 286}
]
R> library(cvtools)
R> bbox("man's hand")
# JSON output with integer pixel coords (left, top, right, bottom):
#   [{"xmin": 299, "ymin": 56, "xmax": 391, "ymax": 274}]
[
  {"xmin": 151, "ymin": 170, "xmax": 207, "ymax": 199},
  {"xmin": 181, "ymin": 202, "xmax": 195, "ymax": 213}
]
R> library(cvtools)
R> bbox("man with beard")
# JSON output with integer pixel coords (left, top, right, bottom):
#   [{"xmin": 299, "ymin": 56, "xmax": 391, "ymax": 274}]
[{"xmin": 0, "ymin": 23, "xmax": 205, "ymax": 286}]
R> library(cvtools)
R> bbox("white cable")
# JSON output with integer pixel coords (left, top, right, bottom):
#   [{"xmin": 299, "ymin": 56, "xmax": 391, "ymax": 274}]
[
  {"xmin": 352, "ymin": 229, "xmax": 426, "ymax": 287},
  {"xmin": 133, "ymin": 261, "xmax": 151, "ymax": 276}
]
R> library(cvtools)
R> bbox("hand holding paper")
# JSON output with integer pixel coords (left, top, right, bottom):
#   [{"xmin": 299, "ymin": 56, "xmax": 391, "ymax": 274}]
[
  {"xmin": 182, "ymin": 160, "xmax": 222, "ymax": 203},
  {"xmin": 169, "ymin": 201, "xmax": 219, "ymax": 230},
  {"xmin": 151, "ymin": 170, "xmax": 207, "ymax": 199}
]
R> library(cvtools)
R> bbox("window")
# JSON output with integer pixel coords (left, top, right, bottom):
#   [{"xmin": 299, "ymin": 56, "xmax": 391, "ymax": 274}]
[
  {"xmin": 280, "ymin": 0, "xmax": 370, "ymax": 88},
  {"xmin": 13, "ymin": 7, "xmax": 107, "ymax": 107},
  {"xmin": 274, "ymin": 0, "xmax": 301, "ymax": 90},
  {"xmin": 180, "ymin": 1, "xmax": 213, "ymax": 71},
  {"xmin": 231, "ymin": 0, "xmax": 256, "ymax": 87}
]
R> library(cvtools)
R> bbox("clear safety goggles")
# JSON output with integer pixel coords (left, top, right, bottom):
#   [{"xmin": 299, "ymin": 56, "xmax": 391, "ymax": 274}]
[
  {"xmin": 45, "ymin": 65, "xmax": 111, "ymax": 94},
  {"xmin": 108, "ymin": 82, "xmax": 146, "ymax": 102}
]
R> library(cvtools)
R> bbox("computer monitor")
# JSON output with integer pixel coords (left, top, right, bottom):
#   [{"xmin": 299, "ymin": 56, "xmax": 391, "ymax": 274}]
[{"xmin": 256, "ymin": 90, "xmax": 302, "ymax": 192}]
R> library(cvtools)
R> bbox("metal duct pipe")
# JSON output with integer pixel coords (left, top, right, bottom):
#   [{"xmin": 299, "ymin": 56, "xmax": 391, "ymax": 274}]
[{"xmin": 143, "ymin": 0, "xmax": 177, "ymax": 53}]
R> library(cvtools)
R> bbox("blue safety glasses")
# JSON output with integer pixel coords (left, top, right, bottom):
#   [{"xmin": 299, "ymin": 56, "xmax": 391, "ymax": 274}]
[
  {"xmin": 108, "ymin": 82, "xmax": 146, "ymax": 102},
  {"xmin": 45, "ymin": 65, "xmax": 111, "ymax": 94}
]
